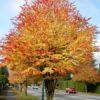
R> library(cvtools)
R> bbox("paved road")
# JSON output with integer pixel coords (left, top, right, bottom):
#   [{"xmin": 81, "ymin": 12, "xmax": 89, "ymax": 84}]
[{"xmin": 27, "ymin": 87, "xmax": 100, "ymax": 100}]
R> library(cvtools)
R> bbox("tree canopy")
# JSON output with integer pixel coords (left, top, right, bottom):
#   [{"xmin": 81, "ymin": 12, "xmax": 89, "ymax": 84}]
[
  {"xmin": 0, "ymin": 0, "xmax": 99, "ymax": 99},
  {"xmin": 0, "ymin": 0, "xmax": 97, "ymax": 79}
]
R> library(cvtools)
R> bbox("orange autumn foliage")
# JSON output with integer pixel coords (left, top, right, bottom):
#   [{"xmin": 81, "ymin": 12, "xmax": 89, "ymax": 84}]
[
  {"xmin": 0, "ymin": 0, "xmax": 98, "ymax": 82},
  {"xmin": 73, "ymin": 66, "xmax": 100, "ymax": 83}
]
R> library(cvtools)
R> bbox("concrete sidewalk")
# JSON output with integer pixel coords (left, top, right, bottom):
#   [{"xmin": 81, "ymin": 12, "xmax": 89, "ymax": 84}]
[{"xmin": 0, "ymin": 88, "xmax": 16, "ymax": 100}]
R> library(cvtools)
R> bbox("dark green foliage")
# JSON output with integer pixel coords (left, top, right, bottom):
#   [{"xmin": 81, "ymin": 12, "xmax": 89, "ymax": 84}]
[
  {"xmin": 0, "ymin": 66, "xmax": 9, "ymax": 90},
  {"xmin": 87, "ymin": 83, "xmax": 100, "ymax": 94},
  {"xmin": 95, "ymin": 83, "xmax": 100, "ymax": 94}
]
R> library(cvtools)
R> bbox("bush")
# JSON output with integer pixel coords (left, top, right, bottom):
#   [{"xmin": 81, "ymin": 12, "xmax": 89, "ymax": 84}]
[{"xmin": 94, "ymin": 83, "xmax": 100, "ymax": 94}]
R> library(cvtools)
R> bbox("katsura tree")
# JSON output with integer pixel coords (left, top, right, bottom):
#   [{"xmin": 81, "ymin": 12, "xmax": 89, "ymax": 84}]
[
  {"xmin": 73, "ymin": 65, "xmax": 100, "ymax": 92},
  {"xmin": 8, "ymin": 70, "xmax": 24, "ymax": 92},
  {"xmin": 8, "ymin": 67, "xmax": 41, "ymax": 95},
  {"xmin": 0, "ymin": 32, "xmax": 42, "ymax": 95},
  {"xmin": 72, "ymin": 50, "xmax": 100, "ymax": 92},
  {"xmin": 22, "ymin": 67, "xmax": 42, "ymax": 95},
  {"xmin": 0, "ymin": 0, "xmax": 97, "ymax": 100}
]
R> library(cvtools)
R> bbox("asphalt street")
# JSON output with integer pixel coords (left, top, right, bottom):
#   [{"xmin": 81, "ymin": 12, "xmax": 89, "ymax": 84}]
[{"xmin": 27, "ymin": 86, "xmax": 100, "ymax": 100}]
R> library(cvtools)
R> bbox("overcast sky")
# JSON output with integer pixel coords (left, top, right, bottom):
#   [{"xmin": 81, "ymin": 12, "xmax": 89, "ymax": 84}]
[{"xmin": 0, "ymin": 0, "xmax": 100, "ymax": 65}]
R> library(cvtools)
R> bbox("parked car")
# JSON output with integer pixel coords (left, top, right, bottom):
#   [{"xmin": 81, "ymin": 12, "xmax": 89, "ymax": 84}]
[{"xmin": 66, "ymin": 87, "xmax": 77, "ymax": 94}]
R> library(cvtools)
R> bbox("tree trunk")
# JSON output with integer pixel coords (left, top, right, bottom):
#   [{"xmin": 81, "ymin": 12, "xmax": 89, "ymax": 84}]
[
  {"xmin": 84, "ymin": 82, "xmax": 87, "ymax": 93},
  {"xmin": 19, "ymin": 83, "xmax": 22, "ymax": 93},
  {"xmin": 44, "ymin": 79, "xmax": 57, "ymax": 100},
  {"xmin": 23, "ymin": 80, "xmax": 27, "ymax": 96}
]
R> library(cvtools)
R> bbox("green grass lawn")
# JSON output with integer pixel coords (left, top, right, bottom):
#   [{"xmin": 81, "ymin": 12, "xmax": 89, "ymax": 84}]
[{"xmin": 13, "ymin": 88, "xmax": 39, "ymax": 100}]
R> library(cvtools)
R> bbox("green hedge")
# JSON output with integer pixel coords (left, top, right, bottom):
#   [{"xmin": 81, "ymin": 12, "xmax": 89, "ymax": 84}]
[
  {"xmin": 57, "ymin": 80, "xmax": 100, "ymax": 94},
  {"xmin": 95, "ymin": 85, "xmax": 100, "ymax": 94},
  {"xmin": 58, "ymin": 80, "xmax": 86, "ymax": 92}
]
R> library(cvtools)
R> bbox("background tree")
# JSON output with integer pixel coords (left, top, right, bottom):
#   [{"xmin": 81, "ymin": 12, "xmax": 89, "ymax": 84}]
[
  {"xmin": 73, "ymin": 65, "xmax": 100, "ymax": 92},
  {"xmin": 0, "ymin": 66, "xmax": 9, "ymax": 89},
  {"xmin": 8, "ymin": 70, "xmax": 24, "ymax": 92},
  {"xmin": 8, "ymin": 67, "xmax": 41, "ymax": 95},
  {"xmin": 0, "ymin": 0, "xmax": 97, "ymax": 100}
]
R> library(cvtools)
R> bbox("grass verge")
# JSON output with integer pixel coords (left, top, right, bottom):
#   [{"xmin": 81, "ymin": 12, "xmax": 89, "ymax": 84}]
[{"xmin": 12, "ymin": 88, "xmax": 39, "ymax": 100}]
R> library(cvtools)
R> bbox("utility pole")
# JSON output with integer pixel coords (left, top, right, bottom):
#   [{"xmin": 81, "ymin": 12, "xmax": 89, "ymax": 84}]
[
  {"xmin": 42, "ymin": 80, "xmax": 45, "ymax": 100},
  {"xmin": 98, "ymin": 63, "xmax": 100, "ymax": 72}
]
